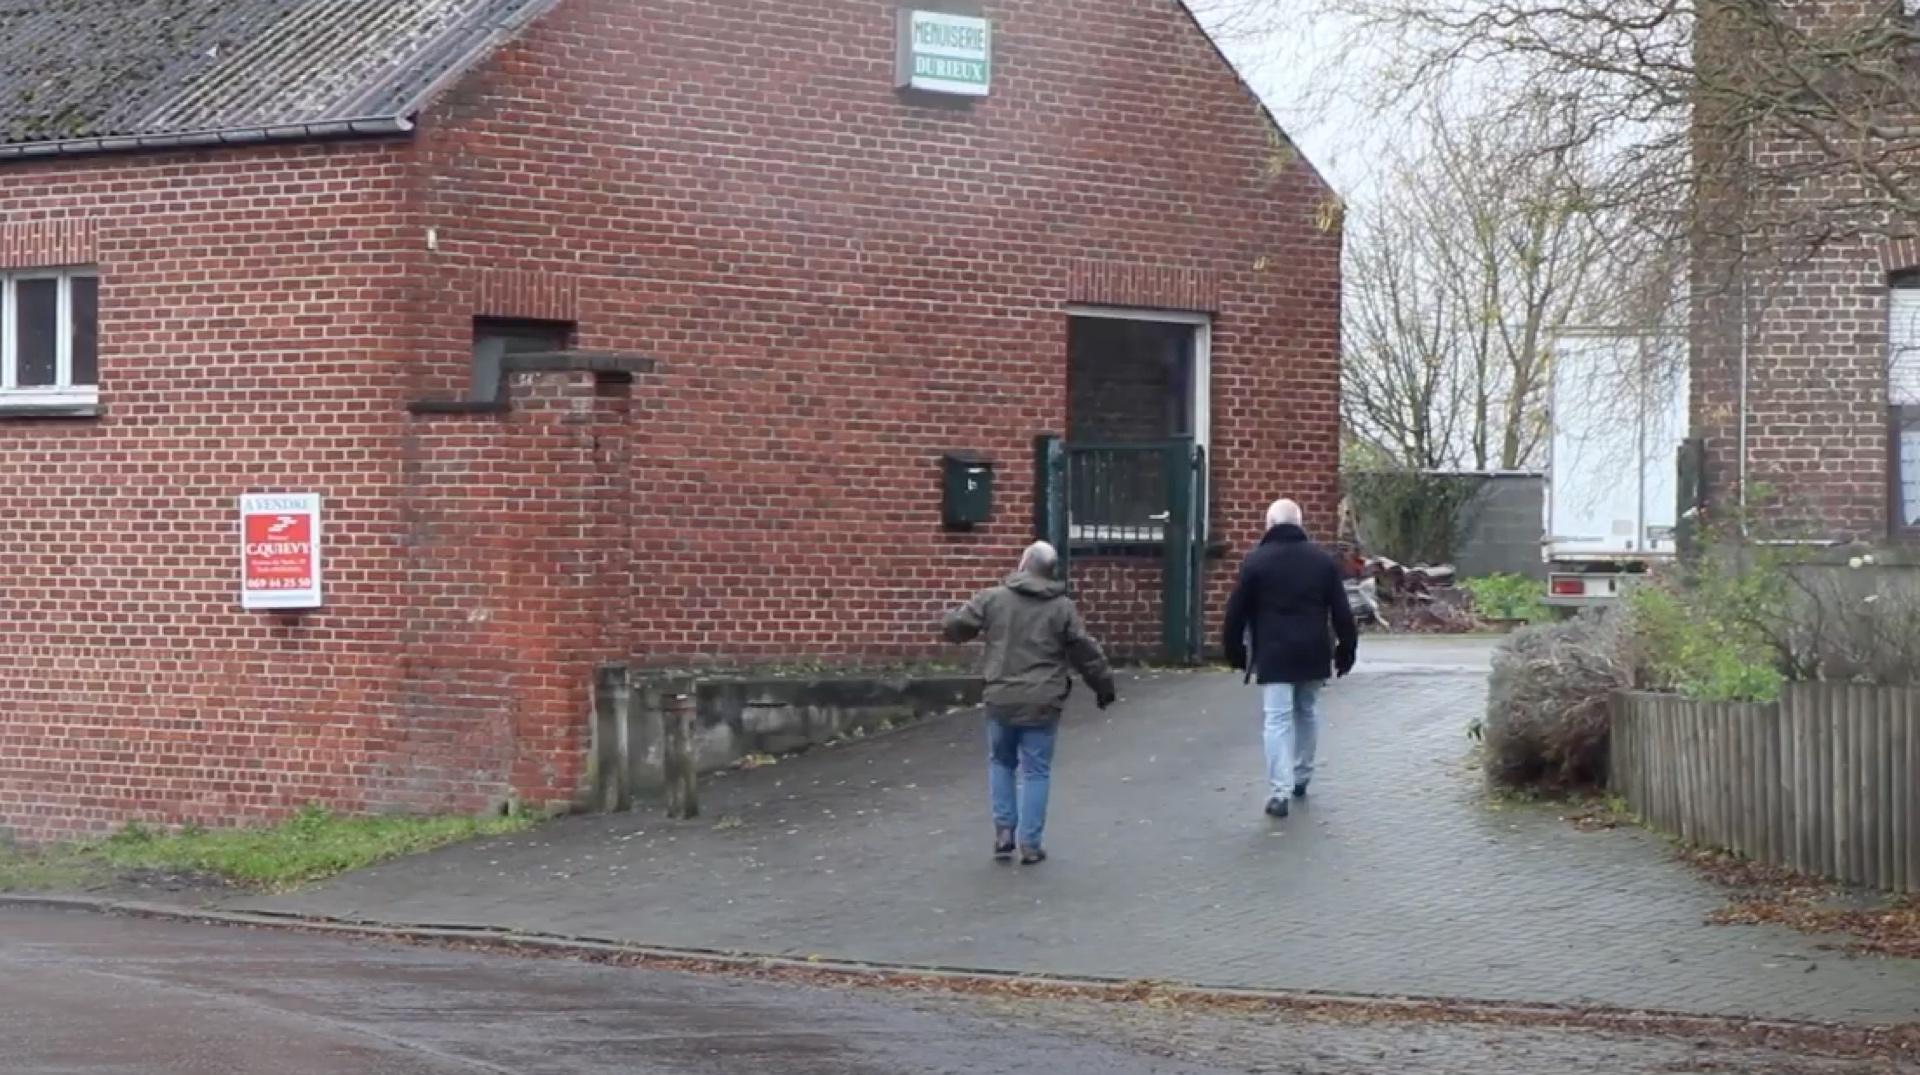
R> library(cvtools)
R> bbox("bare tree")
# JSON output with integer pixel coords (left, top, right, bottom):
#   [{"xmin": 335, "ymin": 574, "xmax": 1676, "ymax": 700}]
[
  {"xmin": 1344, "ymin": 98, "xmax": 1632, "ymax": 470},
  {"xmin": 1290, "ymin": 1, "xmax": 1920, "ymax": 262}
]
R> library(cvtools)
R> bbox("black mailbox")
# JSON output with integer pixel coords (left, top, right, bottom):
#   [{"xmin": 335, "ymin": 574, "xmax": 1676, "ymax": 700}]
[{"xmin": 941, "ymin": 452, "xmax": 993, "ymax": 529}]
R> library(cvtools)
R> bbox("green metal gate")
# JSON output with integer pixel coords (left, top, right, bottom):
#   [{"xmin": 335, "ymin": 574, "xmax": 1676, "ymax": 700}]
[{"xmin": 1033, "ymin": 435, "xmax": 1207, "ymax": 663}]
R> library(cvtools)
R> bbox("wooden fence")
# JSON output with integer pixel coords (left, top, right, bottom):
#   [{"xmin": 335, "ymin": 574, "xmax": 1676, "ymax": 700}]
[{"xmin": 1612, "ymin": 687, "xmax": 1920, "ymax": 892}]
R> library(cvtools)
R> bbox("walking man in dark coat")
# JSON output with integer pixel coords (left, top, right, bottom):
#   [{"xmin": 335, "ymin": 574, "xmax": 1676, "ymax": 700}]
[
  {"xmin": 1222, "ymin": 498, "xmax": 1358, "ymax": 819},
  {"xmin": 944, "ymin": 541, "xmax": 1115, "ymax": 864}
]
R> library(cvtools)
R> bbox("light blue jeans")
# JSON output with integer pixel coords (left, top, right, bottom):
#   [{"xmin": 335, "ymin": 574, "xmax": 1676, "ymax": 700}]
[
  {"xmin": 1262, "ymin": 682, "xmax": 1323, "ymax": 799},
  {"xmin": 987, "ymin": 714, "xmax": 1058, "ymax": 850}
]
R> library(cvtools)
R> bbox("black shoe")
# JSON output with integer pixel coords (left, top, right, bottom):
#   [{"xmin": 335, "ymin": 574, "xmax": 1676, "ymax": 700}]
[
  {"xmin": 1293, "ymin": 782, "xmax": 1309, "ymax": 799},
  {"xmin": 1264, "ymin": 797, "xmax": 1290, "ymax": 818},
  {"xmin": 994, "ymin": 827, "xmax": 1015, "ymax": 861},
  {"xmin": 1019, "ymin": 847, "xmax": 1047, "ymax": 866}
]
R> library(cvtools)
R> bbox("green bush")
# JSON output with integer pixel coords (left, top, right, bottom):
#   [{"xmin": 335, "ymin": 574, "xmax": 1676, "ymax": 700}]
[
  {"xmin": 1345, "ymin": 470, "xmax": 1485, "ymax": 565},
  {"xmin": 1463, "ymin": 574, "xmax": 1547, "ymax": 623},
  {"xmin": 1478, "ymin": 535, "xmax": 1920, "ymax": 794},
  {"xmin": 1627, "ymin": 582, "xmax": 1782, "ymax": 703}
]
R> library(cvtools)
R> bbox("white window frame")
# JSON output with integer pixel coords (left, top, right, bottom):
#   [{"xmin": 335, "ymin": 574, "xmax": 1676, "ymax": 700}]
[
  {"xmin": 0, "ymin": 266, "xmax": 100, "ymax": 408},
  {"xmin": 1889, "ymin": 279, "xmax": 1920, "ymax": 530},
  {"xmin": 1063, "ymin": 304, "xmax": 1214, "ymax": 544}
]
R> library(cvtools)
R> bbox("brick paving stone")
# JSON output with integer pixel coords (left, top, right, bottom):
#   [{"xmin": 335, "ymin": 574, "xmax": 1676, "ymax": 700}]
[{"xmin": 241, "ymin": 638, "xmax": 1920, "ymax": 1025}]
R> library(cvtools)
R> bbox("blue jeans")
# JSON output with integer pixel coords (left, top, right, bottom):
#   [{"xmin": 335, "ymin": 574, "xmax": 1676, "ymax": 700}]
[
  {"xmin": 1262, "ymin": 682, "xmax": 1323, "ymax": 799},
  {"xmin": 987, "ymin": 716, "xmax": 1058, "ymax": 850}
]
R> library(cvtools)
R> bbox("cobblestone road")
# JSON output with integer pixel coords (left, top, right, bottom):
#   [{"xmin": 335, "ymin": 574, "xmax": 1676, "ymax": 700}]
[{"xmin": 244, "ymin": 638, "xmax": 1920, "ymax": 1024}]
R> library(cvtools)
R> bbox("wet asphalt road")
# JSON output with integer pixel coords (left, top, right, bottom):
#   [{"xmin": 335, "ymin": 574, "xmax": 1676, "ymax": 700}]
[{"xmin": 0, "ymin": 906, "xmax": 1215, "ymax": 1075}]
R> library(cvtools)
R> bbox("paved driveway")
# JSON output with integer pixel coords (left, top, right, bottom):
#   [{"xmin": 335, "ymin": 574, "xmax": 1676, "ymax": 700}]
[{"xmin": 241, "ymin": 638, "xmax": 1920, "ymax": 1024}]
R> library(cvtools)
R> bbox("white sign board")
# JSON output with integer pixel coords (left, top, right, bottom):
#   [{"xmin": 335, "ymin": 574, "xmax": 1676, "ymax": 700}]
[
  {"xmin": 897, "ymin": 9, "xmax": 991, "ymax": 96},
  {"xmin": 239, "ymin": 492, "xmax": 323, "ymax": 610}
]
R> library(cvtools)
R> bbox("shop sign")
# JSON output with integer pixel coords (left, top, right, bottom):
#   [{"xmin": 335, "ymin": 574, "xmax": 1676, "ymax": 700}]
[{"xmin": 897, "ymin": 9, "xmax": 991, "ymax": 96}]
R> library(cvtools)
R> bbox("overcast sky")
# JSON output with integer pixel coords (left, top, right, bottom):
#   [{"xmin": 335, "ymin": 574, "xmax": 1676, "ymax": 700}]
[{"xmin": 1195, "ymin": 6, "xmax": 1381, "ymax": 202}]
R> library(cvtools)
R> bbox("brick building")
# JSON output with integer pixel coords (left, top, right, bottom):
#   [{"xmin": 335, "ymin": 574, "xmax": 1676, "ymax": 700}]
[
  {"xmin": 0, "ymin": 0, "xmax": 1341, "ymax": 840},
  {"xmin": 1690, "ymin": 1, "xmax": 1920, "ymax": 540}
]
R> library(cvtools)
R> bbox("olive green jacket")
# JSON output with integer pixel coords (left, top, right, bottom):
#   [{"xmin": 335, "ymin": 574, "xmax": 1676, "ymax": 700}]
[{"xmin": 943, "ymin": 572, "xmax": 1115, "ymax": 725}]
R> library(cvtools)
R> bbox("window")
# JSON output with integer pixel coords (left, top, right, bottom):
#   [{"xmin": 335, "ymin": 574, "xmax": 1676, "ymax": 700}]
[
  {"xmin": 1067, "ymin": 315, "xmax": 1202, "ymax": 445},
  {"xmin": 1, "ymin": 267, "xmax": 98, "ymax": 408},
  {"xmin": 1889, "ymin": 275, "xmax": 1920, "ymax": 530},
  {"xmin": 470, "ymin": 317, "xmax": 572, "ymax": 402},
  {"xmin": 1063, "ymin": 307, "xmax": 1211, "ymax": 543}
]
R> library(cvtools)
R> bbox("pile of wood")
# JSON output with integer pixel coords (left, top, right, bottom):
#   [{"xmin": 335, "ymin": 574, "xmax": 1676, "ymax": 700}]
[{"xmin": 1333, "ymin": 545, "xmax": 1478, "ymax": 633}]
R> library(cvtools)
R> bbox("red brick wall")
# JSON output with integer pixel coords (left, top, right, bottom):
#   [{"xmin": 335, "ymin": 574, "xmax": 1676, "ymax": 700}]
[
  {"xmin": 0, "ymin": 147, "xmax": 640, "ymax": 841},
  {"xmin": 393, "ymin": 371, "xmax": 637, "ymax": 813},
  {"xmin": 0, "ymin": 143, "xmax": 419, "ymax": 841},
  {"xmin": 1691, "ymin": 242, "xmax": 1893, "ymax": 539},
  {"xmin": 0, "ymin": 0, "xmax": 1339, "ymax": 839},
  {"xmin": 1074, "ymin": 558, "xmax": 1165, "ymax": 660}
]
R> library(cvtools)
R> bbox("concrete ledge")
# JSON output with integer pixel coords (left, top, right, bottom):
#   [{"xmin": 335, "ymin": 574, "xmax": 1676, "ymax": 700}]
[
  {"xmin": 695, "ymin": 674, "xmax": 980, "ymax": 765},
  {"xmin": 590, "ymin": 670, "xmax": 981, "ymax": 812}
]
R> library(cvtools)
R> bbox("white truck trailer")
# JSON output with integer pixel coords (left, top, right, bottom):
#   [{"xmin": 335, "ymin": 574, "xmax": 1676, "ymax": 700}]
[{"xmin": 1543, "ymin": 328, "xmax": 1690, "ymax": 607}]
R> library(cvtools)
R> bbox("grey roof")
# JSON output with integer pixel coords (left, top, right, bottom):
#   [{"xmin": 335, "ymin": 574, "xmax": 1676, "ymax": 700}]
[{"xmin": 0, "ymin": 0, "xmax": 557, "ymax": 155}]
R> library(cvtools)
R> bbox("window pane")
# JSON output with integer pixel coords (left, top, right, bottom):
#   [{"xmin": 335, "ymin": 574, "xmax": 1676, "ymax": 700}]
[
  {"xmin": 1067, "ymin": 319, "xmax": 1196, "ymax": 443},
  {"xmin": 14, "ymin": 278, "xmax": 57, "ymax": 387},
  {"xmin": 69, "ymin": 276, "xmax": 98, "ymax": 387},
  {"xmin": 1893, "ymin": 289, "xmax": 1920, "ymax": 405},
  {"xmin": 1902, "ymin": 425, "xmax": 1920, "ymax": 527}
]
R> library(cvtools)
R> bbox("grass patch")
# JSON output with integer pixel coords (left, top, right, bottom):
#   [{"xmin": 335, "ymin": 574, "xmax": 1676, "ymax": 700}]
[
  {"xmin": 0, "ymin": 853, "xmax": 102, "ymax": 893},
  {"xmin": 0, "ymin": 805, "xmax": 536, "ymax": 894},
  {"xmin": 1461, "ymin": 573, "xmax": 1548, "ymax": 624}
]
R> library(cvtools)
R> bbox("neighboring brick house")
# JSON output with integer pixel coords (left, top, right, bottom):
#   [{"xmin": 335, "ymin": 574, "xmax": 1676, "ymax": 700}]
[
  {"xmin": 0, "ymin": 0, "xmax": 1341, "ymax": 840},
  {"xmin": 1690, "ymin": 2, "xmax": 1920, "ymax": 540}
]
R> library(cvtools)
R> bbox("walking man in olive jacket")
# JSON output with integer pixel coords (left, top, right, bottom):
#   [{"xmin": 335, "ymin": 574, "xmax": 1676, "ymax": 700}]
[{"xmin": 944, "ymin": 541, "xmax": 1115, "ymax": 864}]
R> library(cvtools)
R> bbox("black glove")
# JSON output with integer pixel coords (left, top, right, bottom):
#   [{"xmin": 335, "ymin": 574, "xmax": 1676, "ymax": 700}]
[
  {"xmin": 1096, "ymin": 688, "xmax": 1117, "ymax": 710},
  {"xmin": 1335, "ymin": 647, "xmax": 1356, "ymax": 679},
  {"xmin": 1225, "ymin": 648, "xmax": 1247, "ymax": 673}
]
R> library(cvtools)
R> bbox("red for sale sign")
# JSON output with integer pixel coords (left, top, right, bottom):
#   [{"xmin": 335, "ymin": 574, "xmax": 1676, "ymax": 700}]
[{"xmin": 239, "ymin": 493, "xmax": 323, "ymax": 610}]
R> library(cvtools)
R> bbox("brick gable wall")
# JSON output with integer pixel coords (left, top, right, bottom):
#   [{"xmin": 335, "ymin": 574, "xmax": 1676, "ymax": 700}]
[{"xmin": 411, "ymin": 0, "xmax": 1341, "ymax": 662}]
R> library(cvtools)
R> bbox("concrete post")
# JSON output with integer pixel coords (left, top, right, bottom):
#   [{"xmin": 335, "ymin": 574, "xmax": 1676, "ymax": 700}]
[{"xmin": 661, "ymin": 689, "xmax": 699, "ymax": 820}]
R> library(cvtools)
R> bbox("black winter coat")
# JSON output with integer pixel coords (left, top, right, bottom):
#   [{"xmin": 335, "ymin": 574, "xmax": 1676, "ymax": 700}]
[{"xmin": 1222, "ymin": 524, "xmax": 1359, "ymax": 685}]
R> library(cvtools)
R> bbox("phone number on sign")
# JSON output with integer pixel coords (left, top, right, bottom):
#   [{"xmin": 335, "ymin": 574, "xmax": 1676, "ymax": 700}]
[{"xmin": 246, "ymin": 577, "xmax": 314, "ymax": 590}]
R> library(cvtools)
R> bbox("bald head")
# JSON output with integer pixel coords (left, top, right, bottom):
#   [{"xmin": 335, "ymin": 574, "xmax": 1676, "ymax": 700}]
[
  {"xmin": 1019, "ymin": 541, "xmax": 1060, "ymax": 579},
  {"xmin": 1266, "ymin": 499, "xmax": 1303, "ymax": 529}
]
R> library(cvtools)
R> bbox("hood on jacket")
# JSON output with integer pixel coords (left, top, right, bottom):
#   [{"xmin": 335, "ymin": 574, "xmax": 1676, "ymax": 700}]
[{"xmin": 1004, "ymin": 571, "xmax": 1067, "ymax": 600}]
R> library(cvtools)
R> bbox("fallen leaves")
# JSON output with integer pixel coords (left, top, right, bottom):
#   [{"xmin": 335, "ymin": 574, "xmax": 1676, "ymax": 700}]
[
  {"xmin": 1679, "ymin": 847, "xmax": 1920, "ymax": 961},
  {"xmin": 1711, "ymin": 897, "xmax": 1920, "ymax": 961}
]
